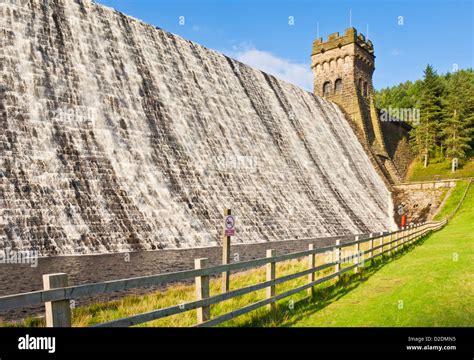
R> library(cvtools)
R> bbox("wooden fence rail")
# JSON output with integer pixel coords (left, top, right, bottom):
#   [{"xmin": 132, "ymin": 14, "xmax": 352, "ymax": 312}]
[{"xmin": 0, "ymin": 178, "xmax": 470, "ymax": 327}]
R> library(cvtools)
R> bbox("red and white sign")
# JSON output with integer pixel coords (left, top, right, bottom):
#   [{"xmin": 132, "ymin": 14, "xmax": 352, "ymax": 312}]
[{"xmin": 224, "ymin": 215, "xmax": 235, "ymax": 236}]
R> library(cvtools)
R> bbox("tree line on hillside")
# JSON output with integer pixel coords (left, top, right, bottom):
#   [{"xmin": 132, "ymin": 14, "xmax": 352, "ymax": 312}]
[{"xmin": 376, "ymin": 66, "xmax": 474, "ymax": 170}]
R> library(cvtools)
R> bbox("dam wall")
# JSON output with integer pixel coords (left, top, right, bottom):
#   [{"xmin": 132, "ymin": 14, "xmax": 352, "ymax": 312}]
[{"xmin": 0, "ymin": 0, "xmax": 396, "ymax": 256}]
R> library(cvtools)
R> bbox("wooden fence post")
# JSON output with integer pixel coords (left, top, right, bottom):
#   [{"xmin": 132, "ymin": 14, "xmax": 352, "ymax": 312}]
[
  {"xmin": 307, "ymin": 244, "xmax": 315, "ymax": 296},
  {"xmin": 354, "ymin": 236, "xmax": 360, "ymax": 274},
  {"xmin": 402, "ymin": 226, "xmax": 405, "ymax": 250},
  {"xmin": 388, "ymin": 232, "xmax": 393, "ymax": 255},
  {"xmin": 334, "ymin": 240, "xmax": 341, "ymax": 281},
  {"xmin": 43, "ymin": 273, "xmax": 71, "ymax": 327},
  {"xmin": 378, "ymin": 231, "xmax": 384, "ymax": 254},
  {"xmin": 379, "ymin": 231, "xmax": 384, "ymax": 255},
  {"xmin": 222, "ymin": 208, "xmax": 232, "ymax": 293},
  {"xmin": 394, "ymin": 230, "xmax": 399, "ymax": 251},
  {"xmin": 369, "ymin": 233, "xmax": 373, "ymax": 259},
  {"xmin": 195, "ymin": 258, "xmax": 210, "ymax": 324},
  {"xmin": 266, "ymin": 249, "xmax": 276, "ymax": 311}
]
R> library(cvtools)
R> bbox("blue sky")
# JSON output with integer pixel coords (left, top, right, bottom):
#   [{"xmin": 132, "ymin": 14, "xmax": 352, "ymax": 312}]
[{"xmin": 97, "ymin": 0, "xmax": 473, "ymax": 91}]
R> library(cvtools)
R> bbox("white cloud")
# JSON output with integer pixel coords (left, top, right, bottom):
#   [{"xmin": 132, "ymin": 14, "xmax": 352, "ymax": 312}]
[{"xmin": 224, "ymin": 43, "xmax": 313, "ymax": 92}]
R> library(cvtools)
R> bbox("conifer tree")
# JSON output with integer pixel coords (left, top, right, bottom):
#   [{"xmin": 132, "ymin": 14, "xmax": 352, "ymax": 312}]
[
  {"xmin": 441, "ymin": 70, "xmax": 474, "ymax": 171},
  {"xmin": 375, "ymin": 67, "xmax": 473, "ymax": 169},
  {"xmin": 410, "ymin": 65, "xmax": 445, "ymax": 167}
]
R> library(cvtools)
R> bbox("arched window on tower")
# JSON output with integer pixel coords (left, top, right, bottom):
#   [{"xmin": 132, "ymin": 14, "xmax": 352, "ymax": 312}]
[
  {"xmin": 334, "ymin": 78, "xmax": 343, "ymax": 94},
  {"xmin": 323, "ymin": 81, "xmax": 332, "ymax": 96}
]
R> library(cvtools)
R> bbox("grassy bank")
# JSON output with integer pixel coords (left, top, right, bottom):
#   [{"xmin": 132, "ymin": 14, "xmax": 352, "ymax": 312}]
[
  {"xmin": 282, "ymin": 183, "xmax": 474, "ymax": 327},
  {"xmin": 433, "ymin": 180, "xmax": 470, "ymax": 220},
  {"xmin": 406, "ymin": 158, "xmax": 474, "ymax": 182},
  {"xmin": 3, "ymin": 184, "xmax": 471, "ymax": 328},
  {"xmin": 3, "ymin": 257, "xmax": 331, "ymax": 327},
  {"xmin": 3, "ymin": 239, "xmax": 417, "ymax": 328}
]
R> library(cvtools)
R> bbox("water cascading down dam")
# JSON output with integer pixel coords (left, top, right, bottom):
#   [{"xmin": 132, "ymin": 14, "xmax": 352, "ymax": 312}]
[{"xmin": 0, "ymin": 0, "xmax": 397, "ymax": 256}]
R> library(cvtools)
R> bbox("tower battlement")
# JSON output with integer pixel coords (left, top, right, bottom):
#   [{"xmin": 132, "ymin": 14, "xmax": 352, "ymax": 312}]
[{"xmin": 312, "ymin": 28, "xmax": 374, "ymax": 57}]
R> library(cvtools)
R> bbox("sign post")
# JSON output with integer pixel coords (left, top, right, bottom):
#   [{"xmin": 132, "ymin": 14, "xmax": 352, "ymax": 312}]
[
  {"xmin": 452, "ymin": 157, "xmax": 458, "ymax": 173},
  {"xmin": 222, "ymin": 209, "xmax": 235, "ymax": 293}
]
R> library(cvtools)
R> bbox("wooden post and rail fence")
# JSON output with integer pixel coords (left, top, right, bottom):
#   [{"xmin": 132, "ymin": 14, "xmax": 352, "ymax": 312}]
[{"xmin": 0, "ymin": 178, "xmax": 471, "ymax": 327}]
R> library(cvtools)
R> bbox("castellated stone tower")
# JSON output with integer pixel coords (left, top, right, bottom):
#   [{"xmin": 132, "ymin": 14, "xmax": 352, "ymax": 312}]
[{"xmin": 311, "ymin": 28, "xmax": 401, "ymax": 184}]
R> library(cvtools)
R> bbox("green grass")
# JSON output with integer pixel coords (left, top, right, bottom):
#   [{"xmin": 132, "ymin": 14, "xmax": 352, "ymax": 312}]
[
  {"xmin": 276, "ymin": 183, "xmax": 474, "ymax": 327},
  {"xmin": 433, "ymin": 180, "xmax": 470, "ymax": 220},
  {"xmin": 2, "ymin": 259, "xmax": 329, "ymax": 328},
  {"xmin": 406, "ymin": 157, "xmax": 474, "ymax": 182},
  {"xmin": 3, "ymin": 183, "xmax": 472, "ymax": 328}
]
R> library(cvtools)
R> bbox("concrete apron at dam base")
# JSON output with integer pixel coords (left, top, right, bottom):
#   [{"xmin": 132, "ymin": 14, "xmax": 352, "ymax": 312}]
[{"xmin": 0, "ymin": 233, "xmax": 365, "ymax": 323}]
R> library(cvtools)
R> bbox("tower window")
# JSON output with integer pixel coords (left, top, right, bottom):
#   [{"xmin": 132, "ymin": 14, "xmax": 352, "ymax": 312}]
[
  {"xmin": 363, "ymin": 82, "xmax": 368, "ymax": 97},
  {"xmin": 334, "ymin": 79, "xmax": 343, "ymax": 93},
  {"xmin": 323, "ymin": 81, "xmax": 332, "ymax": 96}
]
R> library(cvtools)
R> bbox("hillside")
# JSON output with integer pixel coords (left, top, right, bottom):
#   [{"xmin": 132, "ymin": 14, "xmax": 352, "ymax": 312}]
[
  {"xmin": 405, "ymin": 158, "xmax": 474, "ymax": 182},
  {"xmin": 376, "ymin": 68, "xmax": 474, "ymax": 179},
  {"xmin": 285, "ymin": 181, "xmax": 473, "ymax": 327}
]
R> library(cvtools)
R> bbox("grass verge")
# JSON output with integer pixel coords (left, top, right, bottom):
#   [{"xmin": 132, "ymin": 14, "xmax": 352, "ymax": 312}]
[
  {"xmin": 406, "ymin": 158, "xmax": 474, "ymax": 182},
  {"xmin": 3, "ymin": 183, "xmax": 471, "ymax": 328},
  {"xmin": 283, "ymin": 183, "xmax": 473, "ymax": 327}
]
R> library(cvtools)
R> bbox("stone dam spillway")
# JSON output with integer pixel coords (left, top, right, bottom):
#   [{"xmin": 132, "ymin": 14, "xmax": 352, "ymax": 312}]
[{"xmin": 0, "ymin": 0, "xmax": 396, "ymax": 257}]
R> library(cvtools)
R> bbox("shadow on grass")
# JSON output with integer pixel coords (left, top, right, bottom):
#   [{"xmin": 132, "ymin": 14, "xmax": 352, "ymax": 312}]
[
  {"xmin": 3, "ymin": 235, "xmax": 432, "ymax": 328},
  {"xmin": 240, "ymin": 235, "xmax": 431, "ymax": 327}
]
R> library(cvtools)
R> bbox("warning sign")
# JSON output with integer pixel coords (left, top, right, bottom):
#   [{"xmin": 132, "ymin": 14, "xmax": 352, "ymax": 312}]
[{"xmin": 224, "ymin": 215, "xmax": 235, "ymax": 236}]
